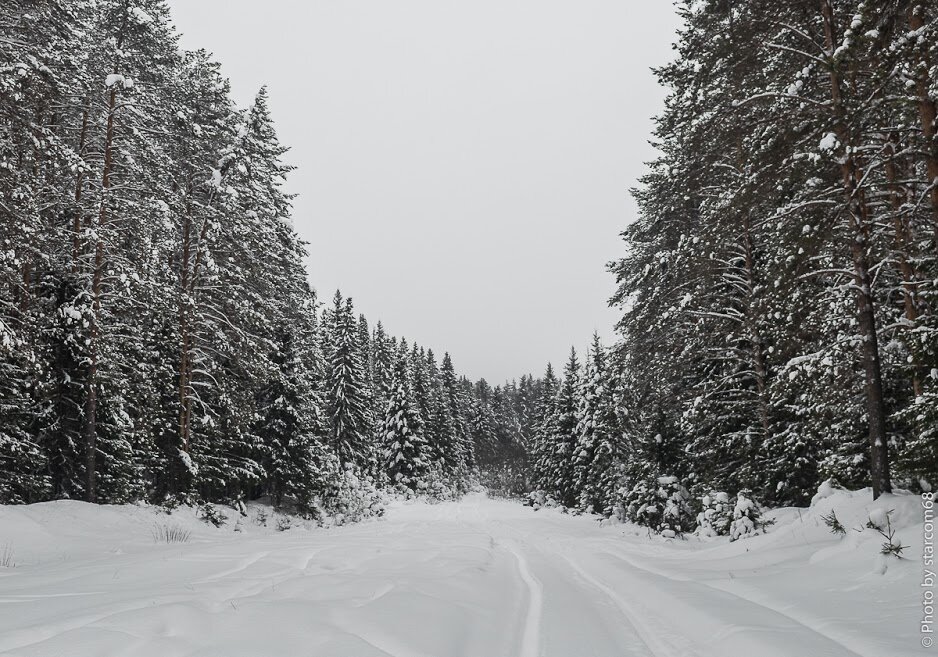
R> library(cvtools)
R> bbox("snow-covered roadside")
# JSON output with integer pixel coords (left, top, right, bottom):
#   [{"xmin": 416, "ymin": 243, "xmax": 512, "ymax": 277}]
[
  {"xmin": 591, "ymin": 486, "xmax": 927, "ymax": 656},
  {"xmin": 0, "ymin": 490, "xmax": 927, "ymax": 657}
]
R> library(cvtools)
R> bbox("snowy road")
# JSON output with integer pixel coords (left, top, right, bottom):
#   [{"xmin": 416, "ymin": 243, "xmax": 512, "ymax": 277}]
[{"xmin": 0, "ymin": 494, "xmax": 919, "ymax": 657}]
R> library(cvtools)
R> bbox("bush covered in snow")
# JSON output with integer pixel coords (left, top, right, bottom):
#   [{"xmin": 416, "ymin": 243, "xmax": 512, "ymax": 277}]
[
  {"xmin": 525, "ymin": 489, "xmax": 560, "ymax": 510},
  {"xmin": 319, "ymin": 465, "xmax": 385, "ymax": 525},
  {"xmin": 623, "ymin": 475, "xmax": 695, "ymax": 536},
  {"xmin": 696, "ymin": 491, "xmax": 733, "ymax": 537},
  {"xmin": 380, "ymin": 461, "xmax": 474, "ymax": 506},
  {"xmin": 729, "ymin": 490, "xmax": 768, "ymax": 541}
]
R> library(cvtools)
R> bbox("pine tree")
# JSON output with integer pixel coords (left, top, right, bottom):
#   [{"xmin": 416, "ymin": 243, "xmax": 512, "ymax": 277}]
[
  {"xmin": 370, "ymin": 321, "xmax": 394, "ymax": 447},
  {"xmin": 256, "ymin": 309, "xmax": 333, "ymax": 515},
  {"xmin": 425, "ymin": 349, "xmax": 456, "ymax": 474},
  {"xmin": 574, "ymin": 335, "xmax": 622, "ymax": 516},
  {"xmin": 440, "ymin": 353, "xmax": 473, "ymax": 472},
  {"xmin": 546, "ymin": 349, "xmax": 581, "ymax": 508},
  {"xmin": 382, "ymin": 346, "xmax": 429, "ymax": 492},
  {"xmin": 530, "ymin": 363, "xmax": 559, "ymax": 497},
  {"xmin": 325, "ymin": 293, "xmax": 373, "ymax": 469}
]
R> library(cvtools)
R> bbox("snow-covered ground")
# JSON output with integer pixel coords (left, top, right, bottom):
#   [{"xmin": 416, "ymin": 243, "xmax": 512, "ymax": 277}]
[{"xmin": 0, "ymin": 489, "xmax": 927, "ymax": 656}]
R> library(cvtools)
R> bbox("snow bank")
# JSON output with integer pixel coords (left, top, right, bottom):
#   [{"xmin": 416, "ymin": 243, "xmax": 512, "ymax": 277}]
[
  {"xmin": 607, "ymin": 486, "xmax": 926, "ymax": 656},
  {"xmin": 0, "ymin": 499, "xmax": 377, "ymax": 568}
]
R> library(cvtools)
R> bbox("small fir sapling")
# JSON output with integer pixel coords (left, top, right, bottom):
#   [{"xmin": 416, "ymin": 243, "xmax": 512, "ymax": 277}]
[
  {"xmin": 821, "ymin": 509, "xmax": 847, "ymax": 536},
  {"xmin": 867, "ymin": 509, "xmax": 907, "ymax": 558},
  {"xmin": 199, "ymin": 503, "xmax": 228, "ymax": 527}
]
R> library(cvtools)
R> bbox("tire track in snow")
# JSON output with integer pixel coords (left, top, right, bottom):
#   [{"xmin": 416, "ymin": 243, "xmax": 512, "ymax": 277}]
[
  {"xmin": 556, "ymin": 552, "xmax": 699, "ymax": 657},
  {"xmin": 193, "ymin": 550, "xmax": 271, "ymax": 584},
  {"xmin": 500, "ymin": 539, "xmax": 543, "ymax": 657},
  {"xmin": 595, "ymin": 549, "xmax": 869, "ymax": 657}
]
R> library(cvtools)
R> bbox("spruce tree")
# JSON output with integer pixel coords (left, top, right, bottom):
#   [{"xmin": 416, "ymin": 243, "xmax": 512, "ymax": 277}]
[
  {"xmin": 325, "ymin": 293, "xmax": 373, "ymax": 468},
  {"xmin": 574, "ymin": 335, "xmax": 621, "ymax": 516},
  {"xmin": 382, "ymin": 346, "xmax": 429, "ymax": 492},
  {"xmin": 530, "ymin": 363, "xmax": 559, "ymax": 497}
]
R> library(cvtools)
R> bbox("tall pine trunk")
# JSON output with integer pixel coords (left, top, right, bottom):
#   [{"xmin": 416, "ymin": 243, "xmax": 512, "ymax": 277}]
[
  {"xmin": 72, "ymin": 102, "xmax": 90, "ymax": 269},
  {"xmin": 85, "ymin": 85, "xmax": 119, "ymax": 503},
  {"xmin": 819, "ymin": 0, "xmax": 891, "ymax": 498},
  {"xmin": 85, "ymin": 3, "xmax": 130, "ymax": 502},
  {"xmin": 884, "ymin": 135, "xmax": 923, "ymax": 397},
  {"xmin": 178, "ymin": 174, "xmax": 194, "ymax": 458},
  {"xmin": 907, "ymin": 1, "xmax": 938, "ymax": 247},
  {"xmin": 741, "ymin": 211, "xmax": 771, "ymax": 439}
]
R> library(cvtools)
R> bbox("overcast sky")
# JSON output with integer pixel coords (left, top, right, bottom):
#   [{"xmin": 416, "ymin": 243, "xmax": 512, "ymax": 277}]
[{"xmin": 166, "ymin": 0, "xmax": 680, "ymax": 383}]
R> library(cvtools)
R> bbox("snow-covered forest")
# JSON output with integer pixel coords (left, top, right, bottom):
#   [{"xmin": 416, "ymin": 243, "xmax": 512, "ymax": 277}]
[
  {"xmin": 0, "ymin": 1, "xmax": 501, "ymax": 512},
  {"xmin": 521, "ymin": 0, "xmax": 938, "ymax": 524},
  {"xmin": 1, "ymin": 1, "xmax": 935, "ymax": 655}
]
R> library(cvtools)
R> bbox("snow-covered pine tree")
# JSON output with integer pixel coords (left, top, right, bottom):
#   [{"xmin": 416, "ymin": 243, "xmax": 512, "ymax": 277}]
[
  {"xmin": 71, "ymin": 0, "xmax": 184, "ymax": 503},
  {"xmin": 529, "ymin": 363, "xmax": 558, "ymax": 498},
  {"xmin": 424, "ymin": 349, "xmax": 455, "ymax": 474},
  {"xmin": 356, "ymin": 314, "xmax": 374, "ymax": 409},
  {"xmin": 369, "ymin": 321, "xmax": 394, "ymax": 447},
  {"xmin": 409, "ymin": 345, "xmax": 432, "ymax": 433},
  {"xmin": 492, "ymin": 383, "xmax": 524, "ymax": 470},
  {"xmin": 469, "ymin": 378, "xmax": 496, "ymax": 466},
  {"xmin": 515, "ymin": 374, "xmax": 538, "ymax": 463},
  {"xmin": 256, "ymin": 303, "xmax": 335, "ymax": 515},
  {"xmin": 544, "ymin": 348, "xmax": 580, "ymax": 508},
  {"xmin": 439, "ymin": 353, "xmax": 473, "ymax": 475},
  {"xmin": 382, "ymin": 344, "xmax": 430, "ymax": 492},
  {"xmin": 325, "ymin": 294, "xmax": 373, "ymax": 469},
  {"xmin": 573, "ymin": 335, "xmax": 622, "ymax": 516}
]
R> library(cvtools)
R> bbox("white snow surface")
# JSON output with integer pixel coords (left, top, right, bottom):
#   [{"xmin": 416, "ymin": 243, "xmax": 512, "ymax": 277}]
[{"xmin": 0, "ymin": 490, "xmax": 925, "ymax": 656}]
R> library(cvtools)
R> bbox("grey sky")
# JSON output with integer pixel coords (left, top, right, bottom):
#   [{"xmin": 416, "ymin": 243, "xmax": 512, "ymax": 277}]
[{"xmin": 167, "ymin": 0, "xmax": 680, "ymax": 383}]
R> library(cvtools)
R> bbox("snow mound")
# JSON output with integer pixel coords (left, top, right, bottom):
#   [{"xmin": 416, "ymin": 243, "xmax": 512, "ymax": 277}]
[{"xmin": 603, "ymin": 486, "xmax": 925, "ymax": 656}]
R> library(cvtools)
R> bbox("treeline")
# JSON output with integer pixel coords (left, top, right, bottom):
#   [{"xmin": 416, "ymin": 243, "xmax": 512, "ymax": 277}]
[
  {"xmin": 525, "ymin": 0, "xmax": 938, "ymax": 532},
  {"xmin": 0, "ymin": 0, "xmax": 492, "ymax": 513}
]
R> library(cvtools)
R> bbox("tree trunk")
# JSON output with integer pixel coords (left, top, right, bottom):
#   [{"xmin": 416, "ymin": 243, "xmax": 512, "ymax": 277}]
[
  {"xmin": 72, "ymin": 102, "xmax": 90, "ymax": 270},
  {"xmin": 819, "ymin": 0, "xmax": 891, "ymax": 498},
  {"xmin": 84, "ymin": 4, "xmax": 132, "ymax": 503},
  {"xmin": 907, "ymin": 1, "xmax": 938, "ymax": 247},
  {"xmin": 85, "ymin": 82, "xmax": 119, "ymax": 503},
  {"xmin": 884, "ymin": 135, "xmax": 922, "ymax": 397},
  {"xmin": 741, "ymin": 211, "xmax": 771, "ymax": 438},
  {"xmin": 178, "ymin": 175, "xmax": 194, "ymax": 455}
]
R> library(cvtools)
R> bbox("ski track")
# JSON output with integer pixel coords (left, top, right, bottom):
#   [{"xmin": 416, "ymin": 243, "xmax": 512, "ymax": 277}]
[
  {"xmin": 0, "ymin": 494, "xmax": 914, "ymax": 657},
  {"xmin": 499, "ymin": 539, "xmax": 543, "ymax": 657},
  {"xmin": 595, "ymin": 548, "xmax": 871, "ymax": 657},
  {"xmin": 193, "ymin": 550, "xmax": 271, "ymax": 584},
  {"xmin": 555, "ymin": 552, "xmax": 686, "ymax": 657}
]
